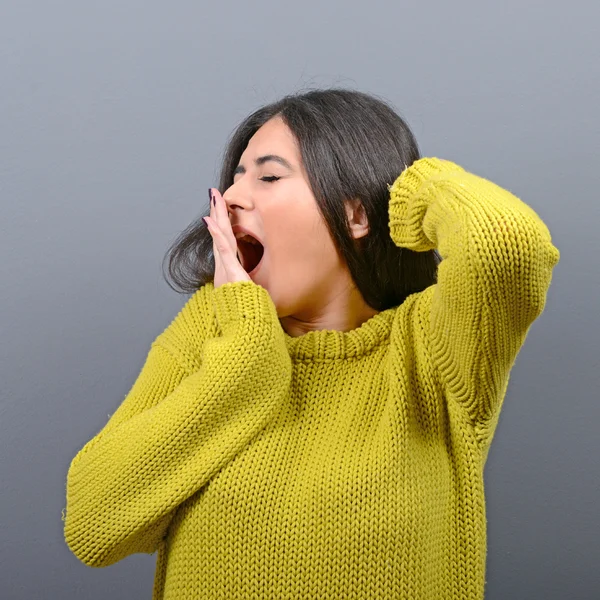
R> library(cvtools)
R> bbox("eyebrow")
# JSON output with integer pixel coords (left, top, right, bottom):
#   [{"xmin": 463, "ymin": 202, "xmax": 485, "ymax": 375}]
[{"xmin": 233, "ymin": 154, "xmax": 294, "ymax": 176}]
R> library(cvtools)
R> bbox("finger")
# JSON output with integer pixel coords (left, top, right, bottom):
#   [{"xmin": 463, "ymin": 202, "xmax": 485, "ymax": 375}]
[
  {"xmin": 204, "ymin": 216, "xmax": 235, "ymax": 264},
  {"xmin": 212, "ymin": 188, "xmax": 236, "ymax": 249},
  {"xmin": 208, "ymin": 189, "xmax": 228, "ymax": 251},
  {"xmin": 204, "ymin": 216, "xmax": 250, "ymax": 283},
  {"xmin": 204, "ymin": 212, "xmax": 217, "ymax": 255},
  {"xmin": 205, "ymin": 216, "xmax": 226, "ymax": 286},
  {"xmin": 208, "ymin": 190, "xmax": 222, "ymax": 266},
  {"xmin": 210, "ymin": 187, "xmax": 242, "ymax": 265}
]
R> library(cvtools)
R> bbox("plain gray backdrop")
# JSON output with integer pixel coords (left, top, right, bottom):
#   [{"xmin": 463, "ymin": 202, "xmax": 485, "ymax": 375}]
[{"xmin": 1, "ymin": 0, "xmax": 598, "ymax": 598}]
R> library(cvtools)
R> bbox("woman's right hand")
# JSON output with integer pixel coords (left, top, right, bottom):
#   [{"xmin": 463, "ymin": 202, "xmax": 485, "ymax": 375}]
[{"xmin": 204, "ymin": 188, "xmax": 252, "ymax": 289}]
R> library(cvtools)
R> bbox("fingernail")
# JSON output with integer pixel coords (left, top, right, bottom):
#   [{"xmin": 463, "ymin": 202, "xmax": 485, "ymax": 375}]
[
  {"xmin": 208, "ymin": 188, "xmax": 212, "ymax": 204},
  {"xmin": 202, "ymin": 216, "xmax": 209, "ymax": 227}
]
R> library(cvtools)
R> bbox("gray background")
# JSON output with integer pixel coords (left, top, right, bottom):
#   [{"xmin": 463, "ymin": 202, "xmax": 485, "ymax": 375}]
[{"xmin": 1, "ymin": 0, "xmax": 598, "ymax": 598}]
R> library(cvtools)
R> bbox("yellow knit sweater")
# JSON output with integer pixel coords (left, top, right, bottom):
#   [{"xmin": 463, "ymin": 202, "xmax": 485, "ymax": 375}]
[{"xmin": 63, "ymin": 157, "xmax": 560, "ymax": 599}]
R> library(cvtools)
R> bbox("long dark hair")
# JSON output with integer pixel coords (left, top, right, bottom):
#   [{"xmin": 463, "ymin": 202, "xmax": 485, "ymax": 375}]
[{"xmin": 162, "ymin": 88, "xmax": 440, "ymax": 312}]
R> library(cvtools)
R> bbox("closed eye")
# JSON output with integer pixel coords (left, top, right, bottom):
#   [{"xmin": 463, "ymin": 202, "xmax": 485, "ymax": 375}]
[{"xmin": 260, "ymin": 176, "xmax": 280, "ymax": 183}]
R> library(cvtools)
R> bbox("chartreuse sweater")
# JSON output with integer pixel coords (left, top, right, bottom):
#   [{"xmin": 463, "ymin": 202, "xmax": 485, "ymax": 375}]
[{"xmin": 63, "ymin": 157, "xmax": 560, "ymax": 599}]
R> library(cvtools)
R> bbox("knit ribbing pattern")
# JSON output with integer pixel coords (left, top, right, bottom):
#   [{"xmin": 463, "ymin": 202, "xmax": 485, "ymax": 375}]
[{"xmin": 64, "ymin": 157, "xmax": 560, "ymax": 599}]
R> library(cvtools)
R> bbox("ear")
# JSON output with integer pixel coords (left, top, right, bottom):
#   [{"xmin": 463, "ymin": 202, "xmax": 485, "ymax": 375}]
[{"xmin": 345, "ymin": 198, "xmax": 369, "ymax": 240}]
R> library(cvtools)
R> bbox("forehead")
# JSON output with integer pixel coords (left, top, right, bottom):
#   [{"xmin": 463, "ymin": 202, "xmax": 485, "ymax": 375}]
[{"xmin": 241, "ymin": 117, "xmax": 300, "ymax": 163}]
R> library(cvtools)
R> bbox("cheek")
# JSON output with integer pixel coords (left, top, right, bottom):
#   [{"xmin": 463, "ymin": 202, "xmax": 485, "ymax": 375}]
[{"xmin": 268, "ymin": 208, "xmax": 338, "ymax": 268}]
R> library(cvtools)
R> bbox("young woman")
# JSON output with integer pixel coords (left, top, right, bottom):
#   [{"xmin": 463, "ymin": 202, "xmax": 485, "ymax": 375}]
[{"xmin": 63, "ymin": 89, "xmax": 560, "ymax": 599}]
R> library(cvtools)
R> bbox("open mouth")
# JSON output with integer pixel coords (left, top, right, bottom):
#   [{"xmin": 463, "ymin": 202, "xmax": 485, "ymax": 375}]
[{"xmin": 236, "ymin": 234, "xmax": 265, "ymax": 274}]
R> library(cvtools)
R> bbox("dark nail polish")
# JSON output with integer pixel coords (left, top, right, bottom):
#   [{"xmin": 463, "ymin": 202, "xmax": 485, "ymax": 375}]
[
  {"xmin": 208, "ymin": 188, "xmax": 212, "ymax": 203},
  {"xmin": 202, "ymin": 217, "xmax": 208, "ymax": 226},
  {"xmin": 212, "ymin": 194, "xmax": 216, "ymax": 207}
]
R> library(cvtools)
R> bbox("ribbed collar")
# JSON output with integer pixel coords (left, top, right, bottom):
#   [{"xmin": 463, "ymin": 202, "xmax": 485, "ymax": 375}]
[
  {"xmin": 282, "ymin": 306, "xmax": 397, "ymax": 361},
  {"xmin": 203, "ymin": 281, "xmax": 397, "ymax": 362}
]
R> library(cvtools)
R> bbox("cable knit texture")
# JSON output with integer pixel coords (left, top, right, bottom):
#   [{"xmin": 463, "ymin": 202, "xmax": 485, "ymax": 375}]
[{"xmin": 63, "ymin": 157, "xmax": 560, "ymax": 599}]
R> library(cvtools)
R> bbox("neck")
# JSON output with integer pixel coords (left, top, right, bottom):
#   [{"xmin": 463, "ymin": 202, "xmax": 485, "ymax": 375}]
[{"xmin": 279, "ymin": 279, "xmax": 379, "ymax": 338}]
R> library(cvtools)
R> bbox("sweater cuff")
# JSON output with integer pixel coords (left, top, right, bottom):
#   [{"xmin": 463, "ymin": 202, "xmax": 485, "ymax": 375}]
[
  {"xmin": 211, "ymin": 281, "xmax": 279, "ymax": 331},
  {"xmin": 388, "ymin": 157, "xmax": 467, "ymax": 252},
  {"xmin": 389, "ymin": 157, "xmax": 466, "ymax": 198}
]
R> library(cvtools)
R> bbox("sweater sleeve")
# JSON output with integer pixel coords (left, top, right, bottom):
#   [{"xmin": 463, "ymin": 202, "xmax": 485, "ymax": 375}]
[
  {"xmin": 63, "ymin": 281, "xmax": 291, "ymax": 568},
  {"xmin": 388, "ymin": 157, "xmax": 560, "ymax": 448}
]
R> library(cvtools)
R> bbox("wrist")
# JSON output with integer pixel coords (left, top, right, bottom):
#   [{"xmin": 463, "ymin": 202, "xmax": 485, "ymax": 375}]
[
  {"xmin": 389, "ymin": 157, "xmax": 465, "ymax": 199},
  {"xmin": 211, "ymin": 281, "xmax": 279, "ymax": 331}
]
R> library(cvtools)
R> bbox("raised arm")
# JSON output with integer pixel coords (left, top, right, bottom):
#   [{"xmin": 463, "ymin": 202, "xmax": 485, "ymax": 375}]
[
  {"xmin": 389, "ymin": 157, "xmax": 560, "ymax": 451},
  {"xmin": 63, "ymin": 281, "xmax": 291, "ymax": 567}
]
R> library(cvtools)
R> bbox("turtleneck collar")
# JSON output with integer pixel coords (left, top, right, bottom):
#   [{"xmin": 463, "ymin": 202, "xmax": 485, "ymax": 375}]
[
  {"xmin": 203, "ymin": 281, "xmax": 397, "ymax": 362},
  {"xmin": 281, "ymin": 306, "xmax": 397, "ymax": 361}
]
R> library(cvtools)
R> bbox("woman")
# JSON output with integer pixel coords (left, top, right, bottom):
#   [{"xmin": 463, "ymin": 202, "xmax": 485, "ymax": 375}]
[{"xmin": 63, "ymin": 89, "xmax": 560, "ymax": 599}]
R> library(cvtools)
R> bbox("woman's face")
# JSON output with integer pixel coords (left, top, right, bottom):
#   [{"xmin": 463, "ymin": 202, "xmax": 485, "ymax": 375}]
[{"xmin": 223, "ymin": 116, "xmax": 348, "ymax": 319}]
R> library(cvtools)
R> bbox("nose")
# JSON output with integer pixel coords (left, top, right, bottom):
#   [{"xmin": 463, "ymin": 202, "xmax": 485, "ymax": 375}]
[{"xmin": 222, "ymin": 181, "xmax": 253, "ymax": 214}]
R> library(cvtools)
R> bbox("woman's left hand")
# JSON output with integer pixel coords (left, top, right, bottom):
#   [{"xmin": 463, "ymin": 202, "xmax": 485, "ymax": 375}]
[{"xmin": 204, "ymin": 188, "xmax": 252, "ymax": 289}]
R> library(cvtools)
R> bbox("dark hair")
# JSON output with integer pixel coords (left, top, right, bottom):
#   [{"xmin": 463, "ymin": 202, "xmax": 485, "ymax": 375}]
[{"xmin": 162, "ymin": 87, "xmax": 440, "ymax": 311}]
